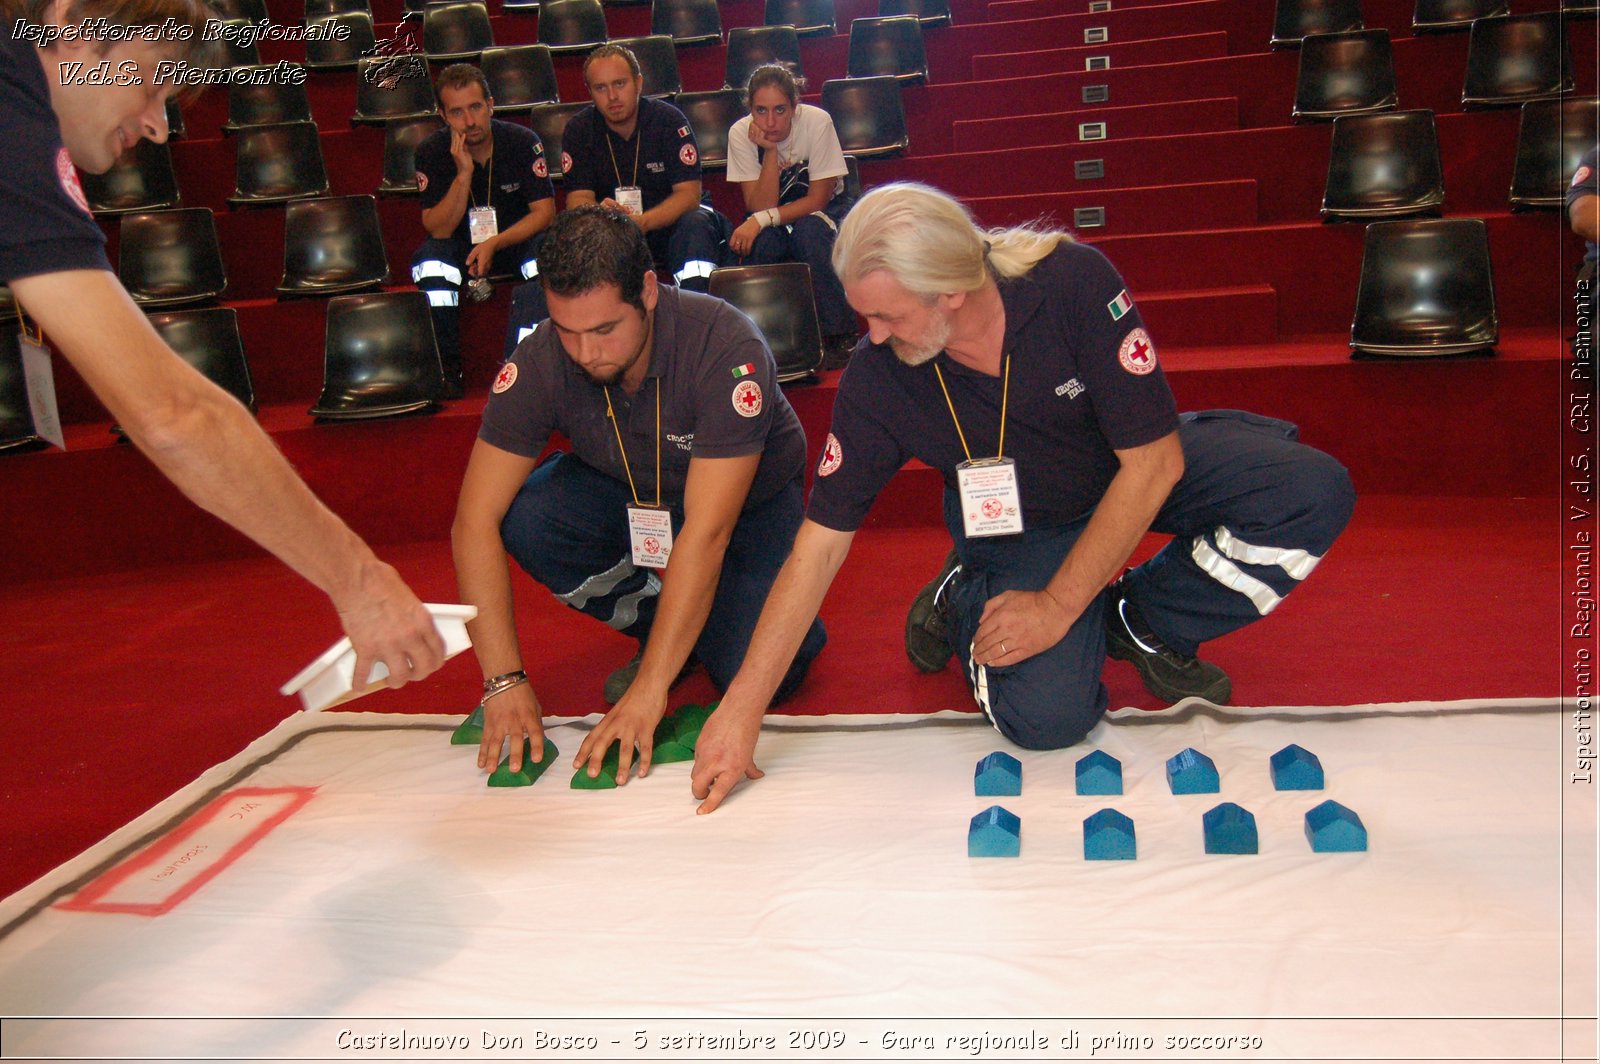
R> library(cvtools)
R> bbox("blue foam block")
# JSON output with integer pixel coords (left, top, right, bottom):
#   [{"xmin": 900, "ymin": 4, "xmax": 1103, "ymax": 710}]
[
  {"xmin": 1270, "ymin": 744, "xmax": 1325, "ymax": 790},
  {"xmin": 974, "ymin": 751, "xmax": 1023, "ymax": 796},
  {"xmin": 1305, "ymin": 799, "xmax": 1368, "ymax": 852},
  {"xmin": 1202, "ymin": 801, "xmax": 1258, "ymax": 854},
  {"xmin": 1166, "ymin": 747, "xmax": 1220, "ymax": 794},
  {"xmin": 1083, "ymin": 808, "xmax": 1136, "ymax": 860},
  {"xmin": 968, "ymin": 805, "xmax": 1021, "ymax": 858},
  {"xmin": 1075, "ymin": 750, "xmax": 1123, "ymax": 796}
]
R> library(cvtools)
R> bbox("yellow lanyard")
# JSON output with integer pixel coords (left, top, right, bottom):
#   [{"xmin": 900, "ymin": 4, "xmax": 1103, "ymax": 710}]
[
  {"xmin": 934, "ymin": 354, "xmax": 1011, "ymax": 462},
  {"xmin": 603, "ymin": 382, "xmax": 662, "ymax": 507},
  {"xmin": 15, "ymin": 305, "xmax": 42, "ymax": 345},
  {"xmin": 605, "ymin": 124, "xmax": 642, "ymax": 188},
  {"xmin": 469, "ymin": 147, "xmax": 493, "ymax": 210}
]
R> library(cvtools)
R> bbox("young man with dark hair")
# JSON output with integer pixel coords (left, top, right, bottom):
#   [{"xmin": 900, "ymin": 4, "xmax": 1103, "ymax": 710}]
[
  {"xmin": 451, "ymin": 206, "xmax": 825, "ymax": 785},
  {"xmin": 1, "ymin": 0, "xmax": 445, "ymax": 690},
  {"xmin": 411, "ymin": 62, "xmax": 556, "ymax": 397}
]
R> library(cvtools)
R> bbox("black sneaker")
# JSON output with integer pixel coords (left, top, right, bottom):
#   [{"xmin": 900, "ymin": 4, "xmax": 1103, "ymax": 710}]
[
  {"xmin": 905, "ymin": 549, "xmax": 962, "ymax": 673},
  {"xmin": 603, "ymin": 650, "xmax": 698, "ymax": 705},
  {"xmin": 1104, "ymin": 582, "xmax": 1231, "ymax": 705}
]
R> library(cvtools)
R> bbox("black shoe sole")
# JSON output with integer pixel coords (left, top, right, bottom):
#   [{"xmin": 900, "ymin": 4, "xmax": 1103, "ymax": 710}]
[{"xmin": 1105, "ymin": 624, "xmax": 1232, "ymax": 705}]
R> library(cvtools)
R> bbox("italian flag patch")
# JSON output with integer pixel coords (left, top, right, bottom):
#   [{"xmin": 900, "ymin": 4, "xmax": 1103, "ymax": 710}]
[
  {"xmin": 731, "ymin": 363, "xmax": 756, "ymax": 378},
  {"xmin": 1107, "ymin": 289, "xmax": 1133, "ymax": 320}
]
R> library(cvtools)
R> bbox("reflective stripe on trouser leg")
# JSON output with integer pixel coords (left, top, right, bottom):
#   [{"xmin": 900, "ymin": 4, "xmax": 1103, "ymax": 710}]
[
  {"xmin": 554, "ymin": 554, "xmax": 661, "ymax": 630},
  {"xmin": 968, "ymin": 641, "xmax": 998, "ymax": 730},
  {"xmin": 424, "ymin": 289, "xmax": 458, "ymax": 307},
  {"xmin": 674, "ymin": 260, "xmax": 716, "ymax": 283},
  {"xmin": 412, "ymin": 260, "xmax": 463, "ymax": 286},
  {"xmin": 1190, "ymin": 524, "xmax": 1325, "ymax": 616},
  {"xmin": 520, "ymin": 259, "xmax": 539, "ymax": 280}
]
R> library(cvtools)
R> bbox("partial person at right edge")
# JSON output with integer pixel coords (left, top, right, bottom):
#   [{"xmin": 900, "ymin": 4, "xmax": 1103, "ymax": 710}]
[
  {"xmin": 725, "ymin": 64, "xmax": 860, "ymax": 369},
  {"xmin": 687, "ymin": 182, "xmax": 1355, "ymax": 814},
  {"xmin": 2, "ymin": 0, "xmax": 444, "ymax": 691},
  {"xmin": 1567, "ymin": 144, "xmax": 1598, "ymax": 404}
]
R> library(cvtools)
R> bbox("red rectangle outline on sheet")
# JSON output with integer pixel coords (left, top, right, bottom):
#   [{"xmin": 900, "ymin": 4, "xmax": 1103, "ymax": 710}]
[{"xmin": 55, "ymin": 786, "xmax": 316, "ymax": 917}]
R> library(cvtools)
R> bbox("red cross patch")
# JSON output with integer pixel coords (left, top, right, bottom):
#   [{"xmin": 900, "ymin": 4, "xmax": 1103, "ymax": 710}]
[
  {"xmin": 561, "ymin": 151, "xmax": 573, "ymax": 174},
  {"xmin": 492, "ymin": 362, "xmax": 518, "ymax": 393},
  {"xmin": 1117, "ymin": 328, "xmax": 1157, "ymax": 376},
  {"xmin": 57, "ymin": 147, "xmax": 90, "ymax": 215},
  {"xmin": 732, "ymin": 379, "xmax": 762, "ymax": 418},
  {"xmin": 680, "ymin": 143, "xmax": 697, "ymax": 167},
  {"xmin": 415, "ymin": 170, "xmax": 429, "ymax": 193},
  {"xmin": 818, "ymin": 433, "xmax": 842, "ymax": 477},
  {"xmin": 1574, "ymin": 165, "xmax": 1593, "ymax": 188},
  {"xmin": 533, "ymin": 156, "xmax": 547, "ymax": 179}
]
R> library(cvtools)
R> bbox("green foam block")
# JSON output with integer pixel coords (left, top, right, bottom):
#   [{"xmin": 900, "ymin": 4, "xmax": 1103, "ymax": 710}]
[
  {"xmin": 450, "ymin": 704, "xmax": 485, "ymax": 746},
  {"xmin": 487, "ymin": 737, "xmax": 559, "ymax": 787},
  {"xmin": 652, "ymin": 739, "xmax": 696, "ymax": 764},
  {"xmin": 571, "ymin": 743, "xmax": 621, "ymax": 790}
]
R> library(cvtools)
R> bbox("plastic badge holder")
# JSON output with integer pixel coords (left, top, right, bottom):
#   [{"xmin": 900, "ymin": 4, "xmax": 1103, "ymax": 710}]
[{"xmin": 279, "ymin": 603, "xmax": 478, "ymax": 712}]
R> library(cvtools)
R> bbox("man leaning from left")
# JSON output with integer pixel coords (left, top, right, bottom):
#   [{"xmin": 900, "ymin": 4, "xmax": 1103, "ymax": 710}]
[{"xmin": 1, "ymin": 0, "xmax": 446, "ymax": 689}]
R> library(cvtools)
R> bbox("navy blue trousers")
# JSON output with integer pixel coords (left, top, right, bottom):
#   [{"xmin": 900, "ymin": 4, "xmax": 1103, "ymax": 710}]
[
  {"xmin": 739, "ymin": 195, "xmax": 855, "ymax": 336},
  {"xmin": 499, "ymin": 452, "xmax": 826, "ymax": 701},
  {"xmin": 945, "ymin": 409, "xmax": 1356, "ymax": 750},
  {"xmin": 411, "ymin": 234, "xmax": 541, "ymax": 372}
]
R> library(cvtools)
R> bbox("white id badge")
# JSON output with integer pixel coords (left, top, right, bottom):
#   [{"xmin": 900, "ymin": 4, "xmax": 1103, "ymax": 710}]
[
  {"xmin": 468, "ymin": 206, "xmax": 499, "ymax": 244},
  {"xmin": 18, "ymin": 333, "xmax": 65, "ymax": 450},
  {"xmin": 615, "ymin": 186, "xmax": 644, "ymax": 215},
  {"xmin": 956, "ymin": 457, "xmax": 1024, "ymax": 538},
  {"xmin": 627, "ymin": 504, "xmax": 674, "ymax": 568}
]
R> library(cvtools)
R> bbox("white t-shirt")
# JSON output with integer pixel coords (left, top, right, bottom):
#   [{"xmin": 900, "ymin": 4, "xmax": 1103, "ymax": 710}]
[{"xmin": 727, "ymin": 103, "xmax": 849, "ymax": 205}]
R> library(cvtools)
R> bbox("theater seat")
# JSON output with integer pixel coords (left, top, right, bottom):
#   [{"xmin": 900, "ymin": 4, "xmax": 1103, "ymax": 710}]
[
  {"xmin": 117, "ymin": 208, "xmax": 228, "ymax": 307},
  {"xmin": 1462, "ymin": 13, "xmax": 1571, "ymax": 108},
  {"xmin": 79, "ymin": 138, "xmax": 181, "ymax": 215},
  {"xmin": 145, "ymin": 307, "xmax": 257, "ymax": 413},
  {"xmin": 423, "ymin": 1, "xmax": 494, "ymax": 60},
  {"xmin": 652, "ymin": 0, "xmax": 722, "ymax": 44},
  {"xmin": 878, "ymin": 0, "xmax": 951, "ymax": 25},
  {"xmin": 708, "ymin": 264, "xmax": 824, "ymax": 382},
  {"xmin": 481, "ymin": 45, "xmax": 560, "ymax": 112},
  {"xmin": 1321, "ymin": 110, "xmax": 1444, "ymax": 220},
  {"xmin": 305, "ymin": 0, "xmax": 371, "ymax": 16},
  {"xmin": 820, "ymin": 76, "xmax": 909, "ymax": 157},
  {"xmin": 278, "ymin": 195, "xmax": 390, "ymax": 297},
  {"xmin": 1350, "ymin": 218, "xmax": 1497, "ymax": 356},
  {"xmin": 211, "ymin": 0, "xmax": 268, "ymax": 20},
  {"xmin": 1412, "ymin": 0, "xmax": 1504, "ymax": 31},
  {"xmin": 843, "ymin": 154, "xmax": 863, "ymax": 200},
  {"xmin": 221, "ymin": 68, "xmax": 313, "ymax": 132},
  {"xmin": 377, "ymin": 116, "xmax": 447, "ymax": 195},
  {"xmin": 304, "ymin": 12, "xmax": 376, "ymax": 69},
  {"xmin": 1509, "ymin": 98, "xmax": 1600, "ymax": 208},
  {"xmin": 210, "ymin": 20, "xmax": 262, "ymax": 66},
  {"xmin": 1270, "ymin": 0, "xmax": 1362, "ymax": 48},
  {"xmin": 725, "ymin": 25, "xmax": 803, "ymax": 89},
  {"xmin": 165, "ymin": 98, "xmax": 186, "ymax": 139},
  {"xmin": 352, "ymin": 56, "xmax": 437, "ymax": 124},
  {"xmin": 312, "ymin": 291, "xmax": 445, "ymax": 419},
  {"xmin": 611, "ymin": 34, "xmax": 683, "ymax": 97},
  {"xmin": 765, "ymin": 0, "xmax": 835, "ymax": 35},
  {"xmin": 675, "ymin": 89, "xmax": 744, "ymax": 170},
  {"xmin": 228, "ymin": 122, "xmax": 330, "ymax": 205},
  {"xmin": 1293, "ymin": 29, "xmax": 1397, "ymax": 120},
  {"xmin": 537, "ymin": 0, "xmax": 608, "ymax": 52},
  {"xmin": 528, "ymin": 102, "xmax": 591, "ymax": 182},
  {"xmin": 847, "ymin": 15, "xmax": 928, "ymax": 82}
]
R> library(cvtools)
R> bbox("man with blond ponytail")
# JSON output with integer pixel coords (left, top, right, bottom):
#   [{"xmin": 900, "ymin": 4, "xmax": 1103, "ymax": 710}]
[
  {"xmin": 2, "ymin": 0, "xmax": 447, "ymax": 693},
  {"xmin": 688, "ymin": 182, "xmax": 1354, "ymax": 813}
]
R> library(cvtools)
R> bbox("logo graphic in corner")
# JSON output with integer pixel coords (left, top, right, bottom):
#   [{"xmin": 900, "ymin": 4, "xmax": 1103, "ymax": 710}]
[
  {"xmin": 732, "ymin": 379, "xmax": 763, "ymax": 418},
  {"xmin": 1107, "ymin": 289, "xmax": 1133, "ymax": 321},
  {"xmin": 1117, "ymin": 328, "xmax": 1157, "ymax": 376},
  {"xmin": 680, "ymin": 143, "xmax": 698, "ymax": 167},
  {"xmin": 532, "ymin": 156, "xmax": 548, "ymax": 179},
  {"xmin": 57, "ymin": 147, "xmax": 90, "ymax": 214},
  {"xmin": 818, "ymin": 433, "xmax": 842, "ymax": 477},
  {"xmin": 1574, "ymin": 165, "xmax": 1593, "ymax": 188},
  {"xmin": 415, "ymin": 170, "xmax": 429, "ymax": 193},
  {"xmin": 492, "ymin": 362, "xmax": 518, "ymax": 394}
]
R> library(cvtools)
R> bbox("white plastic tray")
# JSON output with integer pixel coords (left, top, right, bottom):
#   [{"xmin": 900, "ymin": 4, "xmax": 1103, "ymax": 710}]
[{"xmin": 279, "ymin": 603, "xmax": 478, "ymax": 712}]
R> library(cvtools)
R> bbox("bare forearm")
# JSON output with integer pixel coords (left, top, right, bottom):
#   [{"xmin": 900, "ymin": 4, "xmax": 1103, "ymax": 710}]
[
  {"xmin": 453, "ymin": 520, "xmax": 525, "ymax": 679},
  {"xmin": 741, "ymin": 154, "xmax": 783, "ymax": 213},
  {"xmin": 719, "ymin": 520, "xmax": 850, "ymax": 720},
  {"xmin": 641, "ymin": 185, "xmax": 702, "ymax": 233},
  {"xmin": 495, "ymin": 199, "xmax": 556, "ymax": 247},
  {"xmin": 633, "ymin": 527, "xmax": 729, "ymax": 693}
]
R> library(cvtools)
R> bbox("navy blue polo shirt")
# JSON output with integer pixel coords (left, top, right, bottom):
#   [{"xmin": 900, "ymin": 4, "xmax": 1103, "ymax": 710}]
[
  {"xmin": 807, "ymin": 242, "xmax": 1181, "ymax": 532},
  {"xmin": 0, "ymin": 23, "xmax": 112, "ymax": 282},
  {"xmin": 415, "ymin": 119, "xmax": 554, "ymax": 244},
  {"xmin": 479, "ymin": 286, "xmax": 806, "ymax": 510},
  {"xmin": 1567, "ymin": 146, "xmax": 1599, "ymax": 264},
  {"xmin": 559, "ymin": 96, "xmax": 702, "ymax": 212}
]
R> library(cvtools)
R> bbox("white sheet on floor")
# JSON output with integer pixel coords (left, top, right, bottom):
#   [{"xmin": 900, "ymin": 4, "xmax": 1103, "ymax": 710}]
[{"xmin": 0, "ymin": 700, "xmax": 1592, "ymax": 1063}]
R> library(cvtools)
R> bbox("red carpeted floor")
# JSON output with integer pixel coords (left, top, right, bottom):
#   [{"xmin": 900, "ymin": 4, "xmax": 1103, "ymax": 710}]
[{"xmin": 0, "ymin": 493, "xmax": 1560, "ymax": 900}]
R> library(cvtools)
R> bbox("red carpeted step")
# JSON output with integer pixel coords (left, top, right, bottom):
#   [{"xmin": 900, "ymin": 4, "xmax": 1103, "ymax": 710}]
[
  {"xmin": 969, "ymin": 30, "xmax": 1229, "ymax": 81},
  {"xmin": 953, "ymin": 96, "xmax": 1242, "ymax": 153},
  {"xmin": 963, "ymin": 178, "xmax": 1261, "ymax": 234}
]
